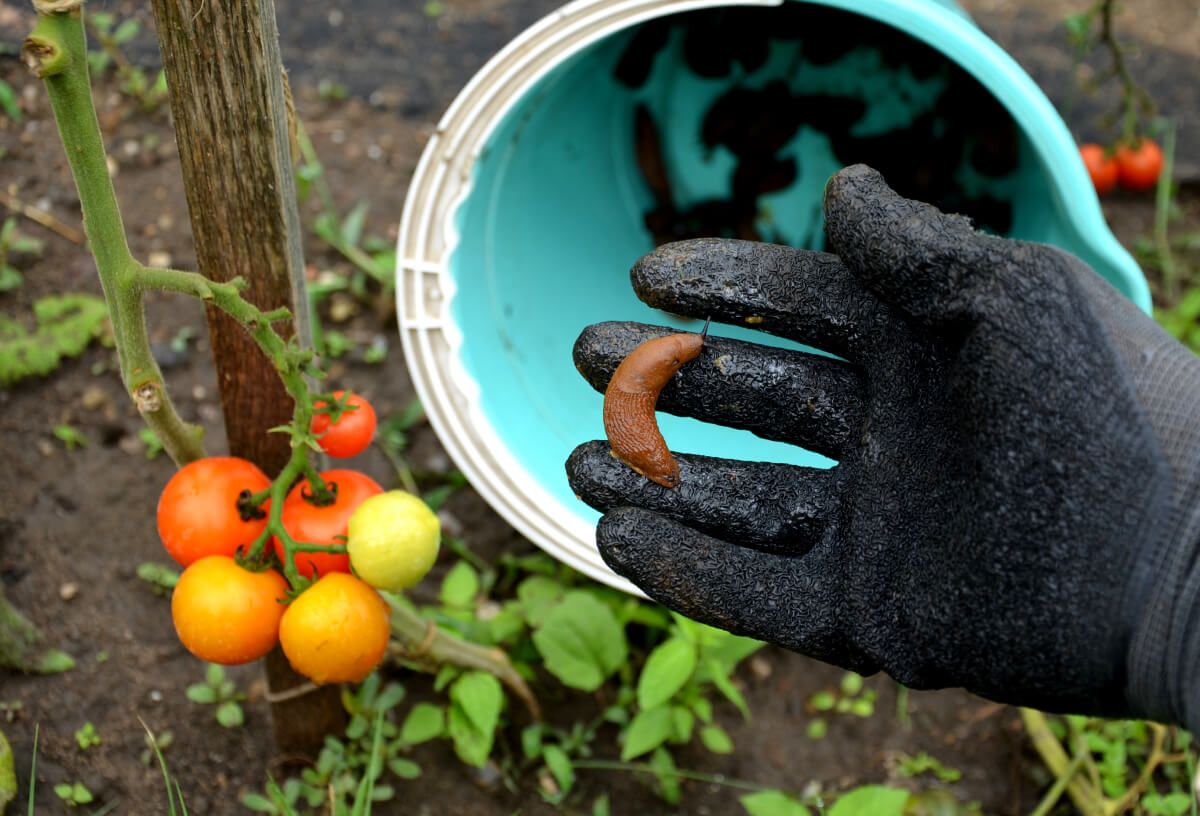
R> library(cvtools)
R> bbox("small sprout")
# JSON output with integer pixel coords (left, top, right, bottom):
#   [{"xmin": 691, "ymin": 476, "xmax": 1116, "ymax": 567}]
[
  {"xmin": 317, "ymin": 79, "xmax": 347, "ymax": 101},
  {"xmin": 0, "ymin": 700, "xmax": 22, "ymax": 723},
  {"xmin": 95, "ymin": 650, "xmax": 109, "ymax": 663},
  {"xmin": 137, "ymin": 562, "xmax": 179, "ymax": 595},
  {"xmin": 186, "ymin": 663, "xmax": 246, "ymax": 728},
  {"xmin": 139, "ymin": 728, "xmax": 174, "ymax": 766},
  {"xmin": 74, "ymin": 722, "xmax": 101, "ymax": 749},
  {"xmin": 139, "ymin": 427, "xmax": 164, "ymax": 459},
  {"xmin": 54, "ymin": 781, "xmax": 94, "ymax": 806},
  {"xmin": 53, "ymin": 424, "xmax": 88, "ymax": 450},
  {"xmin": 895, "ymin": 750, "xmax": 962, "ymax": 783},
  {"xmin": 806, "ymin": 718, "xmax": 827, "ymax": 740}
]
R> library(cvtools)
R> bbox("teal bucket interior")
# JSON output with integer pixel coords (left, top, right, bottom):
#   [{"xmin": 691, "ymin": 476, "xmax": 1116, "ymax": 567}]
[{"xmin": 448, "ymin": 0, "xmax": 1147, "ymax": 526}]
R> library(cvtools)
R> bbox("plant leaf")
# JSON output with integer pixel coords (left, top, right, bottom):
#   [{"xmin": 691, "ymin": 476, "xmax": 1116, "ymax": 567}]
[
  {"xmin": 0, "ymin": 726, "xmax": 14, "ymax": 812},
  {"xmin": 439, "ymin": 561, "xmax": 479, "ymax": 609},
  {"xmin": 637, "ymin": 637, "xmax": 697, "ymax": 710},
  {"xmin": 186, "ymin": 684, "xmax": 217, "ymax": 704},
  {"xmin": 740, "ymin": 790, "xmax": 811, "ymax": 816},
  {"xmin": 621, "ymin": 706, "xmax": 674, "ymax": 761},
  {"xmin": 398, "ymin": 703, "xmax": 445, "ymax": 745},
  {"xmin": 216, "ymin": 701, "xmax": 244, "ymax": 728},
  {"xmin": 827, "ymin": 785, "xmax": 909, "ymax": 816},
  {"xmin": 532, "ymin": 591, "xmax": 627, "ymax": 692},
  {"xmin": 542, "ymin": 744, "xmax": 574, "ymax": 795},
  {"xmin": 699, "ymin": 724, "xmax": 733, "ymax": 754}
]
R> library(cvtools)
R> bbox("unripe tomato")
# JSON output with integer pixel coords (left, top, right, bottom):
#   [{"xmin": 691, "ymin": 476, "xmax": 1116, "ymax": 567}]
[
  {"xmin": 279, "ymin": 573, "xmax": 390, "ymax": 684},
  {"xmin": 347, "ymin": 491, "xmax": 441, "ymax": 592},
  {"xmin": 311, "ymin": 391, "xmax": 377, "ymax": 458},
  {"xmin": 273, "ymin": 470, "xmax": 383, "ymax": 579},
  {"xmin": 1114, "ymin": 139, "xmax": 1163, "ymax": 191},
  {"xmin": 171, "ymin": 556, "xmax": 288, "ymax": 665},
  {"xmin": 1079, "ymin": 143, "xmax": 1118, "ymax": 195},
  {"xmin": 157, "ymin": 457, "xmax": 271, "ymax": 567}
]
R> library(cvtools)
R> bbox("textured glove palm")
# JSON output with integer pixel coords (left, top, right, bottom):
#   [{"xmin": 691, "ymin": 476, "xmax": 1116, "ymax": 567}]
[{"xmin": 567, "ymin": 165, "xmax": 1200, "ymax": 729}]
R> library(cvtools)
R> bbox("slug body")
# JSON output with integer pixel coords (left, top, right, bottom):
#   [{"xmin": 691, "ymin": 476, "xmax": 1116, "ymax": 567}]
[{"xmin": 603, "ymin": 330, "xmax": 706, "ymax": 488}]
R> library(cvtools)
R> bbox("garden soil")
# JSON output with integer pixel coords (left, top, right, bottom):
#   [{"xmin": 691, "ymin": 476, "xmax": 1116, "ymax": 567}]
[{"xmin": 1, "ymin": 0, "xmax": 1197, "ymax": 813}]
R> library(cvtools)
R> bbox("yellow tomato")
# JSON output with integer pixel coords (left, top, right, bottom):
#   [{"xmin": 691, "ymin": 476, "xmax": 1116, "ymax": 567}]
[
  {"xmin": 171, "ymin": 556, "xmax": 288, "ymax": 665},
  {"xmin": 279, "ymin": 573, "xmax": 390, "ymax": 684},
  {"xmin": 346, "ymin": 491, "xmax": 441, "ymax": 592}
]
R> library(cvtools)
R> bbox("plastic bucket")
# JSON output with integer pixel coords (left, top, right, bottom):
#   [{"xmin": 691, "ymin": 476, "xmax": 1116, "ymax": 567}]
[{"xmin": 396, "ymin": 0, "xmax": 1151, "ymax": 595}]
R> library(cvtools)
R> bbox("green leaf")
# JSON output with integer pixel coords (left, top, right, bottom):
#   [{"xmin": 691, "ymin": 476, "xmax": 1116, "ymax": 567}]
[
  {"xmin": 216, "ymin": 701, "xmax": 244, "ymax": 728},
  {"xmin": 706, "ymin": 658, "xmax": 750, "ymax": 719},
  {"xmin": 0, "ymin": 294, "xmax": 108, "ymax": 387},
  {"xmin": 827, "ymin": 785, "xmax": 909, "ymax": 816},
  {"xmin": 691, "ymin": 697, "xmax": 713, "ymax": 724},
  {"xmin": 205, "ymin": 663, "xmax": 225, "ymax": 687},
  {"xmin": 113, "ymin": 19, "xmax": 140, "ymax": 44},
  {"xmin": 451, "ymin": 672, "xmax": 502, "ymax": 734},
  {"xmin": 186, "ymin": 684, "xmax": 217, "ymax": 704},
  {"xmin": 699, "ymin": 724, "xmax": 733, "ymax": 754},
  {"xmin": 0, "ymin": 80, "xmax": 20, "ymax": 122},
  {"xmin": 0, "ymin": 266, "xmax": 21, "ymax": 292},
  {"xmin": 593, "ymin": 794, "xmax": 611, "ymax": 816},
  {"xmin": 621, "ymin": 706, "xmax": 674, "ymax": 761},
  {"xmin": 340, "ymin": 201, "xmax": 369, "ymax": 248},
  {"xmin": 399, "ymin": 703, "xmax": 444, "ymax": 745},
  {"xmin": 542, "ymin": 744, "xmax": 574, "ymax": 795},
  {"xmin": 521, "ymin": 724, "xmax": 544, "ymax": 760},
  {"xmin": 439, "ymin": 561, "xmax": 479, "ymax": 609},
  {"xmin": 533, "ymin": 591, "xmax": 628, "ymax": 692},
  {"xmin": 637, "ymin": 637, "xmax": 697, "ymax": 711},
  {"xmin": 840, "ymin": 673, "xmax": 863, "ymax": 696},
  {"xmin": 53, "ymin": 424, "xmax": 88, "ymax": 450},
  {"xmin": 809, "ymin": 691, "xmax": 836, "ymax": 712},
  {"xmin": 516, "ymin": 576, "xmax": 565, "ymax": 626},
  {"xmin": 240, "ymin": 792, "xmax": 277, "ymax": 812},
  {"xmin": 447, "ymin": 672, "xmax": 502, "ymax": 766},
  {"xmin": 388, "ymin": 758, "xmax": 421, "ymax": 779},
  {"xmin": 670, "ymin": 706, "xmax": 694, "ymax": 743},
  {"xmin": 740, "ymin": 790, "xmax": 811, "ymax": 816},
  {"xmin": 648, "ymin": 747, "xmax": 681, "ymax": 805},
  {"xmin": 0, "ymin": 727, "xmax": 14, "ymax": 812},
  {"xmin": 806, "ymin": 718, "xmax": 827, "ymax": 740}
]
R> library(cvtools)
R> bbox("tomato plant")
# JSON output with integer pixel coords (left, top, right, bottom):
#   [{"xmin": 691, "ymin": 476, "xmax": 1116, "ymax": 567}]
[
  {"xmin": 311, "ymin": 390, "xmax": 377, "ymax": 458},
  {"xmin": 157, "ymin": 457, "xmax": 271, "ymax": 566},
  {"xmin": 279, "ymin": 572, "xmax": 391, "ymax": 684},
  {"xmin": 1114, "ymin": 139, "xmax": 1163, "ymax": 192},
  {"xmin": 347, "ymin": 490, "xmax": 441, "ymax": 592},
  {"xmin": 1079, "ymin": 143, "xmax": 1118, "ymax": 195},
  {"xmin": 171, "ymin": 555, "xmax": 288, "ymax": 665},
  {"xmin": 273, "ymin": 469, "xmax": 383, "ymax": 579}
]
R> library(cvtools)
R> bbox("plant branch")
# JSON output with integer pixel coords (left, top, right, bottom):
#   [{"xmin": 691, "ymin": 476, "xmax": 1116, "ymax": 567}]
[
  {"xmin": 23, "ymin": 6, "xmax": 204, "ymax": 465},
  {"xmin": 1020, "ymin": 709, "xmax": 1106, "ymax": 815},
  {"xmin": 386, "ymin": 597, "xmax": 541, "ymax": 721}
]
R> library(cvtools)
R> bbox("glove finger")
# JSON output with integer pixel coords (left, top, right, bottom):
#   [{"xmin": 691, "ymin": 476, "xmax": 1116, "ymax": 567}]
[
  {"xmin": 574, "ymin": 321, "xmax": 866, "ymax": 458},
  {"xmin": 597, "ymin": 506, "xmax": 866, "ymax": 669},
  {"xmin": 823, "ymin": 164, "xmax": 995, "ymax": 324},
  {"xmin": 567, "ymin": 440, "xmax": 837, "ymax": 553},
  {"xmin": 629, "ymin": 237, "xmax": 896, "ymax": 360}
]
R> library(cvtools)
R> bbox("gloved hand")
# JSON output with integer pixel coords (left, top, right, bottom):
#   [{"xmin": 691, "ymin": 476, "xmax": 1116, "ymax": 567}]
[{"xmin": 566, "ymin": 164, "xmax": 1200, "ymax": 729}]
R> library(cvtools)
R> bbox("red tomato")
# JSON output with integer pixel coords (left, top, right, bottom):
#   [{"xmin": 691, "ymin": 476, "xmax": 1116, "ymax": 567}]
[
  {"xmin": 311, "ymin": 391, "xmax": 377, "ymax": 458},
  {"xmin": 172, "ymin": 556, "xmax": 288, "ymax": 665},
  {"xmin": 1114, "ymin": 139, "xmax": 1163, "ymax": 192},
  {"xmin": 157, "ymin": 457, "xmax": 271, "ymax": 567},
  {"xmin": 1079, "ymin": 143, "xmax": 1118, "ymax": 195},
  {"xmin": 273, "ymin": 469, "xmax": 383, "ymax": 578}
]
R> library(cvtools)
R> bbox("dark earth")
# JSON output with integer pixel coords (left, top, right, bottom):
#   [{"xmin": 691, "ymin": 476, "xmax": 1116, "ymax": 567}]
[{"xmin": 0, "ymin": 0, "xmax": 1197, "ymax": 813}]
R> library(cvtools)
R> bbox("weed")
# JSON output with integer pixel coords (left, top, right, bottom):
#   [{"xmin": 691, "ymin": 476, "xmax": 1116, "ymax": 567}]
[
  {"xmin": 53, "ymin": 424, "xmax": 88, "ymax": 451},
  {"xmin": 186, "ymin": 664, "xmax": 246, "ymax": 728},
  {"xmin": 53, "ymin": 781, "xmax": 93, "ymax": 806},
  {"xmin": 73, "ymin": 722, "xmax": 101, "ymax": 750},
  {"xmin": 0, "ymin": 217, "xmax": 46, "ymax": 293}
]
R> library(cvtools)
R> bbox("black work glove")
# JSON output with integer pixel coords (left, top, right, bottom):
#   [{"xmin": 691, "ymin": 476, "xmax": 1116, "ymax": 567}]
[{"xmin": 566, "ymin": 164, "xmax": 1200, "ymax": 730}]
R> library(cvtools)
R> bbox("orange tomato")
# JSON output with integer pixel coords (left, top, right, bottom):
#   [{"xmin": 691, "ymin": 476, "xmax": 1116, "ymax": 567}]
[
  {"xmin": 273, "ymin": 470, "xmax": 383, "ymax": 579},
  {"xmin": 311, "ymin": 391, "xmax": 377, "ymax": 458},
  {"xmin": 171, "ymin": 556, "xmax": 288, "ymax": 665},
  {"xmin": 1114, "ymin": 139, "xmax": 1163, "ymax": 192},
  {"xmin": 157, "ymin": 457, "xmax": 271, "ymax": 567},
  {"xmin": 1079, "ymin": 143, "xmax": 1118, "ymax": 195},
  {"xmin": 278, "ymin": 573, "xmax": 391, "ymax": 684}
]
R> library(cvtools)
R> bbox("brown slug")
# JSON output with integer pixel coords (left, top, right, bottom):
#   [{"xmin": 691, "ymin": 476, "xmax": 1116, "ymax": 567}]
[{"xmin": 603, "ymin": 320, "xmax": 709, "ymax": 488}]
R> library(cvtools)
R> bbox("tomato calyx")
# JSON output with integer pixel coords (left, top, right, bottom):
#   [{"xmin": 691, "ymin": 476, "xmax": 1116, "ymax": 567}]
[
  {"xmin": 299, "ymin": 477, "xmax": 341, "ymax": 508},
  {"xmin": 236, "ymin": 488, "xmax": 269, "ymax": 522},
  {"xmin": 312, "ymin": 390, "xmax": 361, "ymax": 426}
]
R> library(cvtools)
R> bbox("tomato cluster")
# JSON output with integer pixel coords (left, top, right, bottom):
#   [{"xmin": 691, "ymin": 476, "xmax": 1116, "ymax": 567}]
[
  {"xmin": 155, "ymin": 392, "xmax": 442, "ymax": 684},
  {"xmin": 1079, "ymin": 139, "xmax": 1164, "ymax": 195}
]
